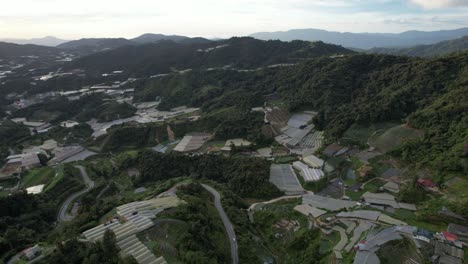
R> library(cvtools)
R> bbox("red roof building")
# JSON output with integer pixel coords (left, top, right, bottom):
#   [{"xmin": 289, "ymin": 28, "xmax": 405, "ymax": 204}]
[
  {"xmin": 442, "ymin": 231, "xmax": 458, "ymax": 242},
  {"xmin": 417, "ymin": 179, "xmax": 437, "ymax": 188}
]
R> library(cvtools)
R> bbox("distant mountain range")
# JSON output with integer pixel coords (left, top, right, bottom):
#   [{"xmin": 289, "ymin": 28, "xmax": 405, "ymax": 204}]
[
  {"xmin": 0, "ymin": 42, "xmax": 59, "ymax": 58},
  {"xmin": 0, "ymin": 36, "xmax": 68, "ymax": 47},
  {"xmin": 367, "ymin": 35, "xmax": 468, "ymax": 58},
  {"xmin": 250, "ymin": 28, "xmax": 468, "ymax": 49}
]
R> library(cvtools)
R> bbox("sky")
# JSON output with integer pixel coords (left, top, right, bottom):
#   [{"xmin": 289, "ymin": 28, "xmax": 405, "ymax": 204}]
[{"xmin": 1, "ymin": 0, "xmax": 468, "ymax": 39}]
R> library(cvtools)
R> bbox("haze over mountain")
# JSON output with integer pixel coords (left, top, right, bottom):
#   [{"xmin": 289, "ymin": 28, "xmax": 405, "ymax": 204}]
[
  {"xmin": 0, "ymin": 41, "xmax": 59, "ymax": 58},
  {"xmin": 250, "ymin": 27, "xmax": 468, "ymax": 49},
  {"xmin": 0, "ymin": 36, "xmax": 68, "ymax": 47},
  {"xmin": 368, "ymin": 35, "xmax": 468, "ymax": 58}
]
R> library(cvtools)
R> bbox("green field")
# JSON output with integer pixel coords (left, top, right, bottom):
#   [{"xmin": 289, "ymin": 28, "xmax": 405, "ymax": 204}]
[
  {"xmin": 342, "ymin": 122, "xmax": 398, "ymax": 145},
  {"xmin": 369, "ymin": 125, "xmax": 423, "ymax": 153},
  {"xmin": 21, "ymin": 167, "xmax": 55, "ymax": 188},
  {"xmin": 0, "ymin": 178, "xmax": 19, "ymax": 189},
  {"xmin": 140, "ymin": 220, "xmax": 189, "ymax": 263},
  {"xmin": 44, "ymin": 164, "xmax": 64, "ymax": 192},
  {"xmin": 274, "ymin": 156, "xmax": 298, "ymax": 164}
]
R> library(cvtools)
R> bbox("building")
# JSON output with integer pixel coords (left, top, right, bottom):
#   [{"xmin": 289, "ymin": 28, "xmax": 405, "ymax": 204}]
[
  {"xmin": 294, "ymin": 204, "xmax": 326, "ymax": 227},
  {"xmin": 221, "ymin": 138, "xmax": 252, "ymax": 152},
  {"xmin": 382, "ymin": 181, "xmax": 400, "ymax": 193},
  {"xmin": 49, "ymin": 146, "xmax": 84, "ymax": 165},
  {"xmin": 302, "ymin": 154, "xmax": 324, "ymax": 168},
  {"xmin": 4, "ymin": 153, "xmax": 41, "ymax": 171},
  {"xmin": 173, "ymin": 133, "xmax": 212, "ymax": 152},
  {"xmin": 60, "ymin": 120, "xmax": 79, "ymax": 128},
  {"xmin": 361, "ymin": 192, "xmax": 400, "ymax": 209},
  {"xmin": 292, "ymin": 161, "xmax": 325, "ymax": 182},
  {"xmin": 269, "ymin": 164, "xmax": 304, "ymax": 195},
  {"xmin": 447, "ymin": 224, "xmax": 468, "ymax": 245},
  {"xmin": 417, "ymin": 178, "xmax": 439, "ymax": 192},
  {"xmin": 22, "ymin": 244, "xmax": 41, "ymax": 260},
  {"xmin": 439, "ymin": 207, "xmax": 466, "ymax": 222}
]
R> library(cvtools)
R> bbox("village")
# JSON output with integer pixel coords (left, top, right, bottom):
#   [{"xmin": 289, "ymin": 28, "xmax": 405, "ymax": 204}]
[
  {"xmin": 1, "ymin": 96, "xmax": 466, "ymax": 264},
  {"xmin": 0, "ymin": 41, "xmax": 466, "ymax": 264}
]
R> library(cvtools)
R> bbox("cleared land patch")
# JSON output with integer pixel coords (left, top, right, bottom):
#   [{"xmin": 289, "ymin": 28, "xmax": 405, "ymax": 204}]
[
  {"xmin": 370, "ymin": 125, "xmax": 423, "ymax": 153},
  {"xmin": 21, "ymin": 167, "xmax": 54, "ymax": 188}
]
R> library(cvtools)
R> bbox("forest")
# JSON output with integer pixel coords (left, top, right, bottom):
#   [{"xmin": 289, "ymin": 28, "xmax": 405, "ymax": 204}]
[
  {"xmin": 134, "ymin": 51, "xmax": 468, "ymax": 174},
  {"xmin": 136, "ymin": 151, "xmax": 281, "ymax": 199}
]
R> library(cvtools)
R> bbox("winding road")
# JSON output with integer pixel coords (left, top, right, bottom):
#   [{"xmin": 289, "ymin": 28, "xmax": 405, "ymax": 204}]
[
  {"xmin": 201, "ymin": 184, "xmax": 239, "ymax": 264},
  {"xmin": 57, "ymin": 165, "xmax": 95, "ymax": 222}
]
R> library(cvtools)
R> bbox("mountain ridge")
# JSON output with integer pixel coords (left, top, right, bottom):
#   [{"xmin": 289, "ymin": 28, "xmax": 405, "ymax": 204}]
[
  {"xmin": 0, "ymin": 36, "xmax": 68, "ymax": 47},
  {"xmin": 250, "ymin": 27, "xmax": 468, "ymax": 49},
  {"xmin": 367, "ymin": 35, "xmax": 468, "ymax": 57}
]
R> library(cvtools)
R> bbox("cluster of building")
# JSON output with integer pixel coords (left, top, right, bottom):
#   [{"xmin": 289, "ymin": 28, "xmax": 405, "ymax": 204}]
[
  {"xmin": 273, "ymin": 111, "xmax": 324, "ymax": 155},
  {"xmin": 88, "ymin": 105, "xmax": 200, "ymax": 138},
  {"xmin": 82, "ymin": 196, "xmax": 182, "ymax": 264}
]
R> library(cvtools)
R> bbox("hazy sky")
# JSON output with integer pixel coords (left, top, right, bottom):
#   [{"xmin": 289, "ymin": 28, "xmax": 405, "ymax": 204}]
[{"xmin": 1, "ymin": 0, "xmax": 468, "ymax": 39}]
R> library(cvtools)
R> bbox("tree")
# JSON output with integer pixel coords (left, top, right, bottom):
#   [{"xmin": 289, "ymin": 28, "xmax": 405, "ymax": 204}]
[
  {"xmin": 4, "ymin": 228, "xmax": 19, "ymax": 249},
  {"xmin": 38, "ymin": 153, "xmax": 48, "ymax": 166}
]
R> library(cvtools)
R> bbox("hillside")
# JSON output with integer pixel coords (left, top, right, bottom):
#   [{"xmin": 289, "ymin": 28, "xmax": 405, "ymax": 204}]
[
  {"xmin": 0, "ymin": 42, "xmax": 59, "ymax": 58},
  {"xmin": 67, "ymin": 37, "xmax": 353, "ymax": 76},
  {"xmin": 136, "ymin": 52, "xmax": 468, "ymax": 174},
  {"xmin": 368, "ymin": 35, "xmax": 468, "ymax": 57},
  {"xmin": 57, "ymin": 38, "xmax": 134, "ymax": 51},
  {"xmin": 250, "ymin": 27, "xmax": 468, "ymax": 49}
]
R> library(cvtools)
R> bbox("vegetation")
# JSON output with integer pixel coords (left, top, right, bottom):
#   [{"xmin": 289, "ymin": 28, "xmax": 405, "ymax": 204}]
[
  {"xmin": 368, "ymin": 35, "xmax": 468, "ymax": 58},
  {"xmin": 41, "ymin": 230, "xmax": 137, "ymax": 264},
  {"xmin": 135, "ymin": 51, "xmax": 468, "ymax": 176},
  {"xmin": 169, "ymin": 183, "xmax": 230, "ymax": 263},
  {"xmin": 136, "ymin": 151, "xmax": 281, "ymax": 199},
  {"xmin": 0, "ymin": 120, "xmax": 30, "ymax": 166},
  {"xmin": 0, "ymin": 164, "xmax": 83, "ymax": 261},
  {"xmin": 70, "ymin": 37, "xmax": 353, "ymax": 76}
]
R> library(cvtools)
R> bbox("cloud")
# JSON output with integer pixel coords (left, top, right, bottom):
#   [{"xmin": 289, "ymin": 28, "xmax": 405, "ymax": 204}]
[{"xmin": 409, "ymin": 0, "xmax": 468, "ymax": 9}]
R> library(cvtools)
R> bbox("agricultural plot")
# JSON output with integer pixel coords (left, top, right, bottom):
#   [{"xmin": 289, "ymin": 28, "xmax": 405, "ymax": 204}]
[
  {"xmin": 369, "ymin": 124, "xmax": 423, "ymax": 153},
  {"xmin": 118, "ymin": 235, "xmax": 167, "ymax": 264},
  {"xmin": 21, "ymin": 167, "xmax": 54, "ymax": 188},
  {"xmin": 269, "ymin": 164, "xmax": 304, "ymax": 195},
  {"xmin": 141, "ymin": 220, "xmax": 189, "ymax": 262},
  {"xmin": 83, "ymin": 196, "xmax": 183, "ymax": 242}
]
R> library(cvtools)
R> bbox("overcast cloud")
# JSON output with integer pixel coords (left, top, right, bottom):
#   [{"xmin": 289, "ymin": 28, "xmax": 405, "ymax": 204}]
[{"xmin": 1, "ymin": 0, "xmax": 467, "ymax": 39}]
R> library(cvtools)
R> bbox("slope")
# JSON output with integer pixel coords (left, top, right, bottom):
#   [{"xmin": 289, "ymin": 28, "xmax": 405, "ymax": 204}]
[
  {"xmin": 135, "ymin": 52, "xmax": 468, "ymax": 174},
  {"xmin": 67, "ymin": 37, "xmax": 353, "ymax": 76},
  {"xmin": 368, "ymin": 35, "xmax": 468, "ymax": 57}
]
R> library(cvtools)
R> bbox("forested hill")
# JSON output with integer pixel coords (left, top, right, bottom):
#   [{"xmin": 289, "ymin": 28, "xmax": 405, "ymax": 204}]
[
  {"xmin": 57, "ymin": 38, "xmax": 134, "ymax": 51},
  {"xmin": 368, "ymin": 35, "xmax": 468, "ymax": 58},
  {"xmin": 135, "ymin": 52, "xmax": 468, "ymax": 173},
  {"xmin": 0, "ymin": 42, "xmax": 59, "ymax": 58},
  {"xmin": 66, "ymin": 37, "xmax": 353, "ymax": 76}
]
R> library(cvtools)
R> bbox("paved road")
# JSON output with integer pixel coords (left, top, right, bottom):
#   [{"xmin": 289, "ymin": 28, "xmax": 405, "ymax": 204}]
[
  {"xmin": 201, "ymin": 184, "xmax": 239, "ymax": 264},
  {"xmin": 57, "ymin": 165, "xmax": 95, "ymax": 222}
]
